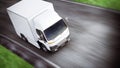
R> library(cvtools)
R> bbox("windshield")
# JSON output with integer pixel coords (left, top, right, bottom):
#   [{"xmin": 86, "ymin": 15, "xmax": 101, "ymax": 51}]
[{"xmin": 44, "ymin": 19, "xmax": 67, "ymax": 41}]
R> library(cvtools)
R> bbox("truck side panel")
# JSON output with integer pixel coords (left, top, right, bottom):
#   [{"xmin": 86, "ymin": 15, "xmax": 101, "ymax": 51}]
[{"xmin": 7, "ymin": 10, "xmax": 40, "ymax": 48}]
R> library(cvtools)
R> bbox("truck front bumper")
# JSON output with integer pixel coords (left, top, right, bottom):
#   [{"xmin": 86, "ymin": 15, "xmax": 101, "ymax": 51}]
[{"xmin": 49, "ymin": 36, "xmax": 70, "ymax": 52}]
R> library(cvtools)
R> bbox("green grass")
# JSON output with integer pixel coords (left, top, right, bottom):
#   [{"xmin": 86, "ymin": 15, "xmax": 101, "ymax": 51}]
[
  {"xmin": 73, "ymin": 0, "xmax": 120, "ymax": 11},
  {"xmin": 0, "ymin": 45, "xmax": 33, "ymax": 68}
]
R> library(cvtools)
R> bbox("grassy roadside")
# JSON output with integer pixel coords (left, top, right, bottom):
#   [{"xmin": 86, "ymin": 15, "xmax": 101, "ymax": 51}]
[
  {"xmin": 0, "ymin": 45, "xmax": 33, "ymax": 68},
  {"xmin": 73, "ymin": 0, "xmax": 120, "ymax": 11}
]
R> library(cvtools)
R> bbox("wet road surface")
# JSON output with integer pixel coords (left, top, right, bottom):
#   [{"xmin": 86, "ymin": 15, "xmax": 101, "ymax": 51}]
[{"xmin": 0, "ymin": 0, "xmax": 120, "ymax": 68}]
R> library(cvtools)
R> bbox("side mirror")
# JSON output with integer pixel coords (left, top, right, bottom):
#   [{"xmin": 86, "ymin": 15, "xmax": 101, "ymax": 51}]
[
  {"xmin": 63, "ymin": 17, "xmax": 69, "ymax": 25},
  {"xmin": 36, "ymin": 29, "xmax": 45, "ymax": 40},
  {"xmin": 65, "ymin": 17, "xmax": 69, "ymax": 22}
]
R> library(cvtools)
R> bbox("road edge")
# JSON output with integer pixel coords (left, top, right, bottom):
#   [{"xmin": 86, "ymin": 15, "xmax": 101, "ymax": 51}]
[
  {"xmin": 0, "ymin": 34, "xmax": 60, "ymax": 68},
  {"xmin": 61, "ymin": 0, "xmax": 120, "ymax": 14}
]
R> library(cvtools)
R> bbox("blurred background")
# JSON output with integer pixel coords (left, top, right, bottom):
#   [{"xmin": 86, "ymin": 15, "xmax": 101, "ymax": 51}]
[
  {"xmin": 0, "ymin": 0, "xmax": 120, "ymax": 68},
  {"xmin": 74, "ymin": 0, "xmax": 120, "ymax": 11}
]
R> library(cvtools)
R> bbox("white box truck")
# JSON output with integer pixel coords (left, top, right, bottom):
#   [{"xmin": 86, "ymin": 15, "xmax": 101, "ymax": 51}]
[{"xmin": 7, "ymin": 0, "xmax": 70, "ymax": 52}]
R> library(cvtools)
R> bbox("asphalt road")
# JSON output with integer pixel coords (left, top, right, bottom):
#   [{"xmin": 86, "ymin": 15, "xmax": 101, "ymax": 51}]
[{"xmin": 0, "ymin": 0, "xmax": 120, "ymax": 68}]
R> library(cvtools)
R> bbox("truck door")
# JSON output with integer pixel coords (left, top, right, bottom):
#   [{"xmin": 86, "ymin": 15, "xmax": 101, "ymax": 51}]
[{"xmin": 36, "ymin": 29, "xmax": 50, "ymax": 51}]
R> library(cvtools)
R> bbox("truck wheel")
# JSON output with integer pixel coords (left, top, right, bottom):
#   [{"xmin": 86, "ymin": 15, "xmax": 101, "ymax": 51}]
[
  {"xmin": 41, "ymin": 45, "xmax": 48, "ymax": 52},
  {"xmin": 20, "ymin": 34, "xmax": 28, "ymax": 42},
  {"xmin": 37, "ymin": 41, "xmax": 48, "ymax": 52}
]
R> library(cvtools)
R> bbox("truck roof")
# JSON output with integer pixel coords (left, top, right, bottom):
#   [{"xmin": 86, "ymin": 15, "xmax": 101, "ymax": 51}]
[
  {"xmin": 7, "ymin": 0, "xmax": 61, "ymax": 30},
  {"xmin": 7, "ymin": 0, "xmax": 53, "ymax": 18}
]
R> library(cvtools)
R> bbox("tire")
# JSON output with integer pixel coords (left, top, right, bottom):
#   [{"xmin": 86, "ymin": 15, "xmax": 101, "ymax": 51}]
[
  {"xmin": 41, "ymin": 45, "xmax": 48, "ymax": 52},
  {"xmin": 37, "ymin": 41, "xmax": 48, "ymax": 52},
  {"xmin": 20, "ymin": 33, "xmax": 28, "ymax": 42}
]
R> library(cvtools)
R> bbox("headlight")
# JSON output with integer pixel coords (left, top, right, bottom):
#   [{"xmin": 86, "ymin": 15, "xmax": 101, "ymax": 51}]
[{"xmin": 48, "ymin": 40, "xmax": 54, "ymax": 44}]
